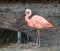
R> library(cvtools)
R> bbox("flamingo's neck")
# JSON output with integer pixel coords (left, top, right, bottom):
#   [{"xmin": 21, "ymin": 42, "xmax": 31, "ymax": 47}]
[
  {"xmin": 25, "ymin": 9, "xmax": 34, "ymax": 27},
  {"xmin": 25, "ymin": 10, "xmax": 32, "ymax": 23},
  {"xmin": 25, "ymin": 10, "xmax": 32, "ymax": 18}
]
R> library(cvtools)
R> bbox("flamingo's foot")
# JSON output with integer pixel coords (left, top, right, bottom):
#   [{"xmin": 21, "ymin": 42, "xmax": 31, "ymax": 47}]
[{"xmin": 34, "ymin": 45, "xmax": 40, "ymax": 48}]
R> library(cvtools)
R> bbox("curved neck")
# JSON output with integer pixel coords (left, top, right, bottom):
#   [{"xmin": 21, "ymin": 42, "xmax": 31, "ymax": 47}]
[
  {"xmin": 25, "ymin": 10, "xmax": 32, "ymax": 22},
  {"xmin": 25, "ymin": 10, "xmax": 32, "ymax": 17}
]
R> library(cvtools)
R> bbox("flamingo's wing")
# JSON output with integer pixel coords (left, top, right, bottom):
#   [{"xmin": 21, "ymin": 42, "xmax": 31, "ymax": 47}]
[
  {"xmin": 38, "ymin": 16, "xmax": 53, "ymax": 27},
  {"xmin": 31, "ymin": 16, "xmax": 53, "ymax": 28},
  {"xmin": 30, "ymin": 16, "xmax": 44, "ymax": 29}
]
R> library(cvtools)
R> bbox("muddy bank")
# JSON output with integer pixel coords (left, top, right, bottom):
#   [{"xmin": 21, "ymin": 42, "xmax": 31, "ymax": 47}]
[{"xmin": 0, "ymin": 42, "xmax": 59, "ymax": 51}]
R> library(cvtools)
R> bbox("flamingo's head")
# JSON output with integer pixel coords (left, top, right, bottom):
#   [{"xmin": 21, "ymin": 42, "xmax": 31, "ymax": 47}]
[{"xmin": 25, "ymin": 9, "xmax": 32, "ymax": 15}]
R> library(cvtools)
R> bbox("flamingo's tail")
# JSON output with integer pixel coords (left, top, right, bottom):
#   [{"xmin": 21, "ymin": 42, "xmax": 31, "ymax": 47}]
[{"xmin": 46, "ymin": 23, "xmax": 53, "ymax": 28}]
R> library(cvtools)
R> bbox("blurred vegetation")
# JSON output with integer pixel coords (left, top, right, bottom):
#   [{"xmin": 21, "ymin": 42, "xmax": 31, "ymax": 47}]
[{"xmin": 0, "ymin": 0, "xmax": 60, "ymax": 4}]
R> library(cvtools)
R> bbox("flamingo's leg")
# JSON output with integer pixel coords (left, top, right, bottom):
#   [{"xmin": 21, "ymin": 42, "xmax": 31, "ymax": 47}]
[
  {"xmin": 35, "ymin": 29, "xmax": 40, "ymax": 48},
  {"xmin": 37, "ymin": 29, "xmax": 40, "ymax": 46},
  {"xmin": 39, "ymin": 36, "xmax": 40, "ymax": 46},
  {"xmin": 36, "ymin": 35, "xmax": 39, "ymax": 45}
]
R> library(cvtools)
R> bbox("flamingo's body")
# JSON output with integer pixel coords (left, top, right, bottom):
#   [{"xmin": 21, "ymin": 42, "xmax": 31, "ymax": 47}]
[
  {"xmin": 25, "ymin": 9, "xmax": 53, "ymax": 48},
  {"xmin": 26, "ymin": 15, "xmax": 53, "ymax": 29}
]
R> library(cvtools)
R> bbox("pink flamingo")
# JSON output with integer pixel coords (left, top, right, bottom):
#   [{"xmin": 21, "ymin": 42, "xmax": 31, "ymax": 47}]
[{"xmin": 25, "ymin": 9, "xmax": 53, "ymax": 48}]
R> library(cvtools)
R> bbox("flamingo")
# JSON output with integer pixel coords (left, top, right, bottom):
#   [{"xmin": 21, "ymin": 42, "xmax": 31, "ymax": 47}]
[{"xmin": 25, "ymin": 9, "xmax": 53, "ymax": 48}]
